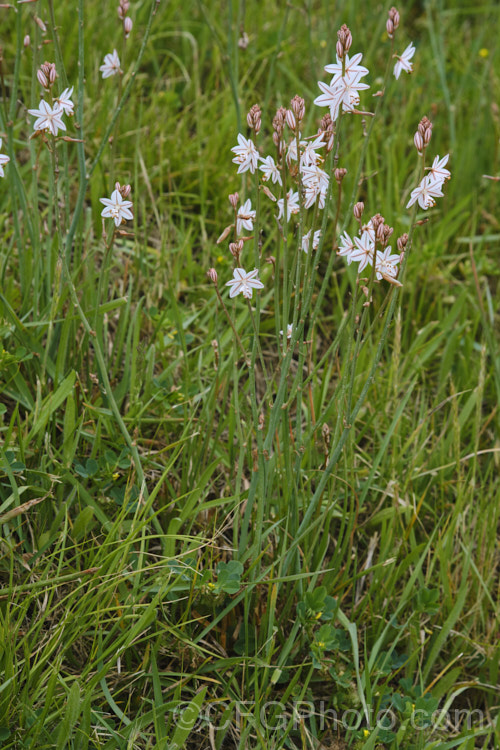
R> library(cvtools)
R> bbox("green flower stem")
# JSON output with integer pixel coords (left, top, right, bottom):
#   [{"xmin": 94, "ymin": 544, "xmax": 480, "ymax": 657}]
[{"xmin": 64, "ymin": 0, "xmax": 159, "ymax": 263}]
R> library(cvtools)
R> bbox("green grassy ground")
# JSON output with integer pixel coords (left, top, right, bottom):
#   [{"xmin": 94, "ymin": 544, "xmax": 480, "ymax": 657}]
[{"xmin": 0, "ymin": 0, "xmax": 499, "ymax": 748}]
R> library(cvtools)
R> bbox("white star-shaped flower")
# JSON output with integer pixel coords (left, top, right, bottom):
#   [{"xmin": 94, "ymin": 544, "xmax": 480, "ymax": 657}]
[
  {"xmin": 302, "ymin": 229, "xmax": 321, "ymax": 254},
  {"xmin": 231, "ymin": 133, "xmax": 259, "ymax": 174},
  {"xmin": 314, "ymin": 79, "xmax": 345, "ymax": 121},
  {"xmin": 0, "ymin": 138, "xmax": 9, "ymax": 178},
  {"xmin": 54, "ymin": 86, "xmax": 74, "ymax": 116},
  {"xmin": 337, "ymin": 231, "xmax": 355, "ymax": 264},
  {"xmin": 301, "ymin": 164, "xmax": 329, "ymax": 209},
  {"xmin": 325, "ymin": 52, "xmax": 369, "ymax": 87},
  {"xmin": 259, "ymin": 155, "xmax": 282, "ymax": 185},
  {"xmin": 351, "ymin": 231, "xmax": 376, "ymax": 272},
  {"xmin": 280, "ymin": 323, "xmax": 293, "ymax": 339},
  {"xmin": 393, "ymin": 43, "xmax": 416, "ymax": 80},
  {"xmin": 100, "ymin": 50, "xmax": 122, "ymax": 79},
  {"xmin": 100, "ymin": 189, "xmax": 134, "ymax": 227},
  {"xmin": 426, "ymin": 154, "xmax": 451, "ymax": 185},
  {"xmin": 236, "ymin": 198, "xmax": 256, "ymax": 235},
  {"xmin": 315, "ymin": 72, "xmax": 369, "ymax": 120},
  {"xmin": 375, "ymin": 247, "xmax": 400, "ymax": 281},
  {"xmin": 300, "ymin": 134, "xmax": 325, "ymax": 168},
  {"xmin": 28, "ymin": 100, "xmax": 66, "ymax": 136},
  {"xmin": 277, "ymin": 190, "xmax": 300, "ymax": 222},
  {"xmin": 225, "ymin": 267, "xmax": 264, "ymax": 299},
  {"xmin": 406, "ymin": 174, "xmax": 444, "ymax": 210}
]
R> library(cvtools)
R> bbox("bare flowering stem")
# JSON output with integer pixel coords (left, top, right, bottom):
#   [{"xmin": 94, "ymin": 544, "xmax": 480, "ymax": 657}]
[
  {"xmin": 64, "ymin": 0, "xmax": 159, "ymax": 262},
  {"xmin": 208, "ymin": 272, "xmax": 250, "ymax": 366}
]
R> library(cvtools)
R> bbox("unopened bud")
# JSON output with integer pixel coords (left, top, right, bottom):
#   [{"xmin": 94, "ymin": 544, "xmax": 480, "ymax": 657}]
[
  {"xmin": 386, "ymin": 19, "xmax": 394, "ymax": 37},
  {"xmin": 123, "ymin": 17, "xmax": 133, "ymax": 37},
  {"xmin": 285, "ymin": 109, "xmax": 296, "ymax": 131},
  {"xmin": 414, "ymin": 131, "xmax": 424, "ymax": 153},
  {"xmin": 206, "ymin": 268, "xmax": 218, "ymax": 284},
  {"xmin": 34, "ymin": 16, "xmax": 47, "ymax": 34},
  {"xmin": 290, "ymin": 95, "xmax": 305, "ymax": 122},
  {"xmin": 353, "ymin": 201, "xmax": 364, "ymax": 220},
  {"xmin": 261, "ymin": 185, "xmax": 277, "ymax": 202},
  {"xmin": 118, "ymin": 0, "xmax": 130, "ymax": 19},
  {"xmin": 338, "ymin": 24, "xmax": 352, "ymax": 52},
  {"xmin": 229, "ymin": 240, "xmax": 244, "ymax": 262},
  {"xmin": 389, "ymin": 7, "xmax": 400, "ymax": 28},
  {"xmin": 216, "ymin": 224, "xmax": 233, "ymax": 244},
  {"xmin": 120, "ymin": 184, "xmax": 132, "ymax": 198},
  {"xmin": 37, "ymin": 69, "xmax": 49, "ymax": 89},
  {"xmin": 397, "ymin": 233, "xmax": 409, "ymax": 253},
  {"xmin": 336, "ymin": 40, "xmax": 344, "ymax": 60},
  {"xmin": 24, "ymin": 35, "xmax": 30, "ymax": 48},
  {"xmin": 423, "ymin": 123, "xmax": 433, "ymax": 146},
  {"xmin": 229, "ymin": 192, "xmax": 239, "ymax": 209},
  {"xmin": 48, "ymin": 63, "xmax": 56, "ymax": 84},
  {"xmin": 334, "ymin": 167, "xmax": 347, "ymax": 184},
  {"xmin": 266, "ymin": 255, "xmax": 276, "ymax": 267},
  {"xmin": 272, "ymin": 106, "xmax": 286, "ymax": 137},
  {"xmin": 417, "ymin": 116, "xmax": 432, "ymax": 137},
  {"xmin": 247, "ymin": 104, "xmax": 262, "ymax": 135},
  {"xmin": 371, "ymin": 213, "xmax": 384, "ymax": 233},
  {"xmin": 376, "ymin": 222, "xmax": 386, "ymax": 242}
]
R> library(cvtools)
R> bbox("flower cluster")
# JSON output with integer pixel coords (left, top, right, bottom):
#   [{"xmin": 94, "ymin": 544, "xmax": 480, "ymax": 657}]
[
  {"xmin": 406, "ymin": 118, "xmax": 451, "ymax": 210},
  {"xmin": 407, "ymin": 154, "xmax": 451, "ymax": 210},
  {"xmin": 215, "ymin": 15, "xmax": 449, "ymax": 307},
  {"xmin": 314, "ymin": 48, "xmax": 370, "ymax": 121},
  {"xmin": 338, "ymin": 211, "xmax": 401, "ymax": 282}
]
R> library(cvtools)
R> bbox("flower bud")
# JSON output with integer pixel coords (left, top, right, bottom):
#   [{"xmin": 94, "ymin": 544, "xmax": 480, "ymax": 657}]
[
  {"xmin": 389, "ymin": 7, "xmax": 400, "ymax": 29},
  {"xmin": 371, "ymin": 213, "xmax": 384, "ymax": 233},
  {"xmin": 120, "ymin": 183, "xmax": 132, "ymax": 198},
  {"xmin": 247, "ymin": 104, "xmax": 262, "ymax": 135},
  {"xmin": 337, "ymin": 24, "xmax": 352, "ymax": 54},
  {"xmin": 336, "ymin": 40, "xmax": 344, "ymax": 60},
  {"xmin": 353, "ymin": 201, "xmax": 364, "ymax": 220},
  {"xmin": 118, "ymin": 0, "xmax": 130, "ymax": 19},
  {"xmin": 37, "ymin": 69, "xmax": 49, "ymax": 89},
  {"xmin": 206, "ymin": 268, "xmax": 218, "ymax": 284},
  {"xmin": 24, "ymin": 35, "xmax": 31, "ymax": 48},
  {"xmin": 413, "ymin": 131, "xmax": 424, "ymax": 153},
  {"xmin": 386, "ymin": 19, "xmax": 394, "ymax": 37},
  {"xmin": 397, "ymin": 233, "xmax": 408, "ymax": 253},
  {"xmin": 285, "ymin": 109, "xmax": 296, "ymax": 131},
  {"xmin": 334, "ymin": 167, "xmax": 347, "ymax": 184},
  {"xmin": 34, "ymin": 16, "xmax": 47, "ymax": 34},
  {"xmin": 124, "ymin": 17, "xmax": 133, "ymax": 37},
  {"xmin": 229, "ymin": 240, "xmax": 244, "ymax": 262},
  {"xmin": 423, "ymin": 122, "xmax": 433, "ymax": 146},
  {"xmin": 229, "ymin": 192, "xmax": 239, "ymax": 209},
  {"xmin": 417, "ymin": 116, "xmax": 432, "ymax": 136},
  {"xmin": 290, "ymin": 95, "xmax": 305, "ymax": 122}
]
